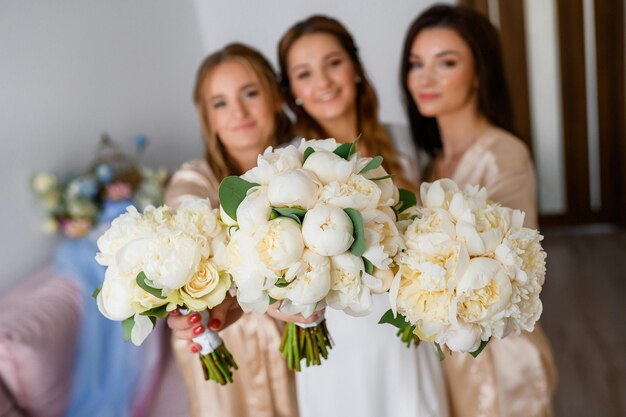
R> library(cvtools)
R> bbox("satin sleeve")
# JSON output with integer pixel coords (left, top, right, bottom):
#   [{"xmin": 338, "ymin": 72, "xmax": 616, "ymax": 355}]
[{"xmin": 164, "ymin": 159, "xmax": 220, "ymax": 210}]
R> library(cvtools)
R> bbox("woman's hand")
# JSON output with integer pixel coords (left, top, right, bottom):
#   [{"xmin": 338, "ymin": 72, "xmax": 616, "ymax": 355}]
[
  {"xmin": 167, "ymin": 295, "xmax": 243, "ymax": 353},
  {"xmin": 266, "ymin": 303, "xmax": 324, "ymax": 325}
]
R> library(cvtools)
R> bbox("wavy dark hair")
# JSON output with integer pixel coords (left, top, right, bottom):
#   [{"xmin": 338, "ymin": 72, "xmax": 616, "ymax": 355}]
[
  {"xmin": 194, "ymin": 43, "xmax": 293, "ymax": 180},
  {"xmin": 400, "ymin": 4, "xmax": 514, "ymax": 157}
]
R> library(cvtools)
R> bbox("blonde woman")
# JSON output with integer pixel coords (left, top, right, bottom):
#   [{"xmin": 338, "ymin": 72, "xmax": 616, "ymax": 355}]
[{"xmin": 165, "ymin": 43, "xmax": 299, "ymax": 417}]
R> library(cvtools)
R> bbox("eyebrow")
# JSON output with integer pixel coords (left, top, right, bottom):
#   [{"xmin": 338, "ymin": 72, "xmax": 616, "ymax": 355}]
[
  {"xmin": 409, "ymin": 50, "xmax": 462, "ymax": 59},
  {"xmin": 289, "ymin": 50, "xmax": 343, "ymax": 73},
  {"xmin": 209, "ymin": 82, "xmax": 258, "ymax": 101}
]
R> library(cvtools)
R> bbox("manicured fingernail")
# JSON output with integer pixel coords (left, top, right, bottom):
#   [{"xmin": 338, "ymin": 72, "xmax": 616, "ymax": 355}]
[
  {"xmin": 190, "ymin": 345, "xmax": 199, "ymax": 353},
  {"xmin": 188, "ymin": 313, "xmax": 201, "ymax": 324},
  {"xmin": 192, "ymin": 325, "xmax": 204, "ymax": 335},
  {"xmin": 208, "ymin": 318, "xmax": 221, "ymax": 330}
]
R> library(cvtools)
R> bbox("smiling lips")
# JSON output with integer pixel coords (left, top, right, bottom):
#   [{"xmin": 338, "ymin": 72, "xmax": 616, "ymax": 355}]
[
  {"xmin": 317, "ymin": 90, "xmax": 339, "ymax": 102},
  {"xmin": 233, "ymin": 121, "xmax": 256, "ymax": 131},
  {"xmin": 418, "ymin": 93, "xmax": 440, "ymax": 101}
]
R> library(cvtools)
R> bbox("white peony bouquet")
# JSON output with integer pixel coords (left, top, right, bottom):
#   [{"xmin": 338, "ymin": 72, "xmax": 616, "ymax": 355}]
[
  {"xmin": 381, "ymin": 179, "xmax": 546, "ymax": 358},
  {"xmin": 219, "ymin": 139, "xmax": 408, "ymax": 370},
  {"xmin": 94, "ymin": 199, "xmax": 238, "ymax": 384}
]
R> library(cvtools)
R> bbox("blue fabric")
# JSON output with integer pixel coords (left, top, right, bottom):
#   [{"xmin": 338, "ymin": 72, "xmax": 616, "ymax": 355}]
[{"xmin": 54, "ymin": 230, "xmax": 142, "ymax": 417}]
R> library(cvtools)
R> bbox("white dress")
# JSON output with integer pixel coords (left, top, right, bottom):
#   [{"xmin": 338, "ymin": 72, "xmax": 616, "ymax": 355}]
[{"xmin": 295, "ymin": 124, "xmax": 449, "ymax": 417}]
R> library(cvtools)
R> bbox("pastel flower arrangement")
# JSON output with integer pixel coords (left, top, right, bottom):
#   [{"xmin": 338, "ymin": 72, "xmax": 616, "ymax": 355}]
[{"xmin": 30, "ymin": 134, "xmax": 167, "ymax": 238}]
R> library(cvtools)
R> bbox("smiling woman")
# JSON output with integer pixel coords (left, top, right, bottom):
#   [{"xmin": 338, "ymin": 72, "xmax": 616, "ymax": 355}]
[{"xmin": 164, "ymin": 43, "xmax": 299, "ymax": 417}]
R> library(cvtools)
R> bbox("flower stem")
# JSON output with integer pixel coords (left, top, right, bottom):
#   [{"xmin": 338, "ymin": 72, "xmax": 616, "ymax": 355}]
[
  {"xmin": 198, "ymin": 343, "xmax": 238, "ymax": 385},
  {"xmin": 279, "ymin": 320, "xmax": 333, "ymax": 371}
]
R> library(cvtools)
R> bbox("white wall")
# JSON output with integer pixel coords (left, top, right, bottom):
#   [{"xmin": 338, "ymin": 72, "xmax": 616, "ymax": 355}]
[
  {"xmin": 0, "ymin": 1, "xmax": 447, "ymax": 292},
  {"xmin": 0, "ymin": 1, "xmax": 205, "ymax": 291}
]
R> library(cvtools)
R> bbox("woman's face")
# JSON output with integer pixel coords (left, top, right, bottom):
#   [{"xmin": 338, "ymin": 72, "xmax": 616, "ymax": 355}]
[
  {"xmin": 406, "ymin": 27, "xmax": 478, "ymax": 118},
  {"xmin": 286, "ymin": 32, "xmax": 358, "ymax": 124},
  {"xmin": 203, "ymin": 59, "xmax": 276, "ymax": 153}
]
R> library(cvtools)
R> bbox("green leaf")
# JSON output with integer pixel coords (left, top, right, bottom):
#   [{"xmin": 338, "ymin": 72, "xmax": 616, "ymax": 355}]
[
  {"xmin": 140, "ymin": 304, "xmax": 169, "ymax": 318},
  {"xmin": 92, "ymin": 286, "xmax": 102, "ymax": 300},
  {"xmin": 358, "ymin": 156, "xmax": 383, "ymax": 174},
  {"xmin": 136, "ymin": 271, "xmax": 166, "ymax": 299},
  {"xmin": 396, "ymin": 188, "xmax": 417, "ymax": 213},
  {"xmin": 275, "ymin": 277, "xmax": 290, "ymax": 288},
  {"xmin": 303, "ymin": 146, "xmax": 315, "ymax": 163},
  {"xmin": 268, "ymin": 296, "xmax": 278, "ymax": 305},
  {"xmin": 333, "ymin": 138, "xmax": 358, "ymax": 160},
  {"xmin": 363, "ymin": 257, "xmax": 374, "ymax": 275},
  {"xmin": 378, "ymin": 309, "xmax": 411, "ymax": 330},
  {"xmin": 368, "ymin": 174, "xmax": 393, "ymax": 181},
  {"xmin": 470, "ymin": 339, "xmax": 490, "ymax": 358},
  {"xmin": 434, "ymin": 342, "xmax": 445, "ymax": 361},
  {"xmin": 218, "ymin": 176, "xmax": 259, "ymax": 221},
  {"xmin": 273, "ymin": 207, "xmax": 307, "ymax": 224},
  {"xmin": 122, "ymin": 316, "xmax": 135, "ymax": 342},
  {"xmin": 343, "ymin": 208, "xmax": 365, "ymax": 256}
]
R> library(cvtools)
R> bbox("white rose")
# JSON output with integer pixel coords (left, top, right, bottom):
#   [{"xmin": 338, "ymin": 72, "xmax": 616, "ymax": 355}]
[
  {"xmin": 327, "ymin": 252, "xmax": 379, "ymax": 316},
  {"xmin": 420, "ymin": 179, "xmax": 460, "ymax": 209},
  {"xmin": 241, "ymin": 145, "xmax": 303, "ymax": 185},
  {"xmin": 180, "ymin": 260, "xmax": 231, "ymax": 310},
  {"xmin": 452, "ymin": 257, "xmax": 512, "ymax": 333},
  {"xmin": 236, "ymin": 186, "xmax": 272, "ymax": 230},
  {"xmin": 255, "ymin": 217, "xmax": 304, "ymax": 272},
  {"xmin": 267, "ymin": 169, "xmax": 321, "ymax": 209},
  {"xmin": 319, "ymin": 174, "xmax": 381, "ymax": 211},
  {"xmin": 302, "ymin": 204, "xmax": 354, "ymax": 256},
  {"xmin": 302, "ymin": 150, "xmax": 356, "ymax": 185}
]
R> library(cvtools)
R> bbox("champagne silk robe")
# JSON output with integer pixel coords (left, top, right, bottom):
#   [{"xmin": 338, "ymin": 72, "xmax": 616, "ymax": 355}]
[
  {"xmin": 164, "ymin": 159, "xmax": 299, "ymax": 417},
  {"xmin": 428, "ymin": 127, "xmax": 557, "ymax": 417}
]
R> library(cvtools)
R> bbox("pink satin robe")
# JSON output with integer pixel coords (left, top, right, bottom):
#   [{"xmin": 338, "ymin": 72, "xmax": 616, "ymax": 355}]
[
  {"xmin": 426, "ymin": 127, "xmax": 558, "ymax": 417},
  {"xmin": 164, "ymin": 159, "xmax": 299, "ymax": 417}
]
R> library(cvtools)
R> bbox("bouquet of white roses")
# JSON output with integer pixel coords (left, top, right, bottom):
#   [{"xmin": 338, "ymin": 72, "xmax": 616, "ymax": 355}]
[
  {"xmin": 94, "ymin": 199, "xmax": 238, "ymax": 384},
  {"xmin": 381, "ymin": 179, "xmax": 546, "ymax": 359},
  {"xmin": 219, "ymin": 139, "xmax": 408, "ymax": 370}
]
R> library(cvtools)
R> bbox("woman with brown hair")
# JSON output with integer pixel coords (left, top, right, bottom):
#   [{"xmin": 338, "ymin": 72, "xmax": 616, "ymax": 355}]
[
  {"xmin": 165, "ymin": 43, "xmax": 299, "ymax": 417},
  {"xmin": 400, "ymin": 4, "xmax": 556, "ymax": 417},
  {"xmin": 273, "ymin": 15, "xmax": 449, "ymax": 417}
]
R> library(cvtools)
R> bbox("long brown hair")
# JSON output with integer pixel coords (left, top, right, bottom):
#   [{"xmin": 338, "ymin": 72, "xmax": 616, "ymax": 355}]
[
  {"xmin": 278, "ymin": 15, "xmax": 412, "ymax": 189},
  {"xmin": 194, "ymin": 43, "xmax": 293, "ymax": 181},
  {"xmin": 400, "ymin": 4, "xmax": 514, "ymax": 157}
]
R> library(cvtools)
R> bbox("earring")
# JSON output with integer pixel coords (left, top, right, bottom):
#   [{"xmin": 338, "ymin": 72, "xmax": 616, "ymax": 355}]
[
  {"xmin": 295, "ymin": 98, "xmax": 303, "ymax": 106},
  {"xmin": 355, "ymin": 75, "xmax": 362, "ymax": 84}
]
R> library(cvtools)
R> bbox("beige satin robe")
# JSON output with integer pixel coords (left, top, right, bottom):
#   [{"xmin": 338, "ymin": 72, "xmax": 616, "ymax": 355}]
[
  {"xmin": 164, "ymin": 159, "xmax": 299, "ymax": 417},
  {"xmin": 426, "ymin": 127, "xmax": 557, "ymax": 417}
]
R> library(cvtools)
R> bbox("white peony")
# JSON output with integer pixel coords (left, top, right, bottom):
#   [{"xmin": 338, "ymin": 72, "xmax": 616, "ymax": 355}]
[
  {"xmin": 241, "ymin": 145, "xmax": 303, "ymax": 185},
  {"xmin": 327, "ymin": 252, "xmax": 380, "ymax": 316},
  {"xmin": 302, "ymin": 150, "xmax": 356, "ymax": 185},
  {"xmin": 319, "ymin": 173, "xmax": 381, "ymax": 211},
  {"xmin": 279, "ymin": 249, "xmax": 331, "ymax": 308},
  {"xmin": 267, "ymin": 169, "xmax": 321, "ymax": 210},
  {"xmin": 420, "ymin": 179, "xmax": 460, "ymax": 210},
  {"xmin": 301, "ymin": 204, "xmax": 354, "ymax": 256},
  {"xmin": 359, "ymin": 163, "xmax": 399, "ymax": 207},
  {"xmin": 236, "ymin": 186, "xmax": 272, "ymax": 230},
  {"xmin": 254, "ymin": 217, "xmax": 305, "ymax": 272},
  {"xmin": 456, "ymin": 206, "xmax": 523, "ymax": 256},
  {"xmin": 361, "ymin": 209, "xmax": 402, "ymax": 270},
  {"xmin": 298, "ymin": 138, "xmax": 339, "ymax": 153},
  {"xmin": 97, "ymin": 266, "xmax": 136, "ymax": 321}
]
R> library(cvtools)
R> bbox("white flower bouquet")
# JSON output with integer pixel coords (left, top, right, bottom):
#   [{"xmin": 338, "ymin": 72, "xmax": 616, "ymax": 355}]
[
  {"xmin": 219, "ymin": 139, "xmax": 409, "ymax": 371},
  {"xmin": 381, "ymin": 179, "xmax": 546, "ymax": 359},
  {"xmin": 94, "ymin": 199, "xmax": 238, "ymax": 384}
]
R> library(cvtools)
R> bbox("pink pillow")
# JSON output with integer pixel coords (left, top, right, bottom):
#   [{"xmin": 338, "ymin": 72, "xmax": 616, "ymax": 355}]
[{"xmin": 0, "ymin": 266, "xmax": 81, "ymax": 417}]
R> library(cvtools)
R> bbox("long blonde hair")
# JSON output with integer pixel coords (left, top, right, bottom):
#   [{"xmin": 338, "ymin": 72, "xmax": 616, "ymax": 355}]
[
  {"xmin": 194, "ymin": 43, "xmax": 293, "ymax": 181},
  {"xmin": 278, "ymin": 15, "xmax": 413, "ymax": 190}
]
